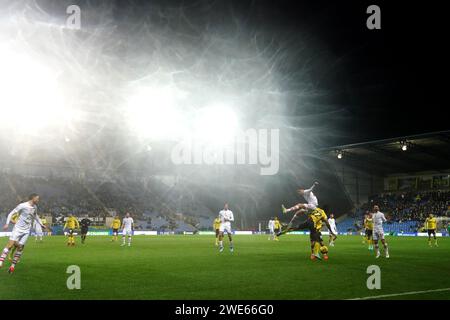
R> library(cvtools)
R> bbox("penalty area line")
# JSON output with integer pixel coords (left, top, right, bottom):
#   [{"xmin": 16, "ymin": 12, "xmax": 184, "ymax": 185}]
[{"xmin": 348, "ymin": 287, "xmax": 450, "ymax": 300}]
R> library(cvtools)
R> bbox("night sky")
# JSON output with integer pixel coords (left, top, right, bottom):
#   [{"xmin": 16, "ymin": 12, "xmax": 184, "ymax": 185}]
[{"xmin": 249, "ymin": 0, "xmax": 448, "ymax": 145}]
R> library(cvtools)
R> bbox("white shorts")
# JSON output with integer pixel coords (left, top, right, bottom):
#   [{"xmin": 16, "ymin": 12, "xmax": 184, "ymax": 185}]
[
  {"xmin": 10, "ymin": 228, "xmax": 30, "ymax": 246},
  {"xmin": 373, "ymin": 229, "xmax": 384, "ymax": 241},
  {"xmin": 219, "ymin": 222, "xmax": 232, "ymax": 234},
  {"xmin": 123, "ymin": 229, "xmax": 133, "ymax": 236},
  {"xmin": 306, "ymin": 203, "xmax": 317, "ymax": 210},
  {"xmin": 330, "ymin": 227, "xmax": 337, "ymax": 235},
  {"xmin": 269, "ymin": 227, "xmax": 275, "ymax": 233}
]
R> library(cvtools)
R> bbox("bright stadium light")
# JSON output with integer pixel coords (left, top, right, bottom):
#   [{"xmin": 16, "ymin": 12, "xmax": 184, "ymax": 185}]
[
  {"xmin": 0, "ymin": 46, "xmax": 65, "ymax": 132},
  {"xmin": 125, "ymin": 86, "xmax": 186, "ymax": 141},
  {"xmin": 336, "ymin": 150, "xmax": 343, "ymax": 159},
  {"xmin": 400, "ymin": 140, "xmax": 408, "ymax": 151},
  {"xmin": 194, "ymin": 104, "xmax": 238, "ymax": 145}
]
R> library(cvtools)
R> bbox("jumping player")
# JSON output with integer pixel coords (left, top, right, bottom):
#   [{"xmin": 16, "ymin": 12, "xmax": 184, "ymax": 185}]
[
  {"xmin": 80, "ymin": 216, "xmax": 91, "ymax": 244},
  {"xmin": 372, "ymin": 205, "xmax": 389, "ymax": 259},
  {"xmin": 425, "ymin": 213, "xmax": 438, "ymax": 247},
  {"xmin": 282, "ymin": 182, "xmax": 319, "ymax": 215},
  {"xmin": 218, "ymin": 203, "xmax": 234, "ymax": 253},
  {"xmin": 0, "ymin": 194, "xmax": 46, "ymax": 274}
]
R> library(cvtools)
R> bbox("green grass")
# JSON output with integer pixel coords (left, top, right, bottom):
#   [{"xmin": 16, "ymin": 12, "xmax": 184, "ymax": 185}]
[{"xmin": 0, "ymin": 235, "xmax": 449, "ymax": 300}]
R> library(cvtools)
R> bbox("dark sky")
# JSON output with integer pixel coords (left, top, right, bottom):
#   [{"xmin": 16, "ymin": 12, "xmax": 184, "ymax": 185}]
[{"xmin": 244, "ymin": 0, "xmax": 449, "ymax": 145}]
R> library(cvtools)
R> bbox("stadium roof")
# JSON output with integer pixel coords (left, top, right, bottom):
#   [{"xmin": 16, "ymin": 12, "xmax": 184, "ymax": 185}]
[{"xmin": 318, "ymin": 130, "xmax": 450, "ymax": 176}]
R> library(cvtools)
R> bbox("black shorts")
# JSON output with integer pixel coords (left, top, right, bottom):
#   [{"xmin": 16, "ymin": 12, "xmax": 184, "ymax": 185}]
[
  {"xmin": 215, "ymin": 229, "xmax": 220, "ymax": 237},
  {"xmin": 309, "ymin": 229, "xmax": 323, "ymax": 243},
  {"xmin": 365, "ymin": 229, "xmax": 373, "ymax": 238},
  {"xmin": 112, "ymin": 228, "xmax": 119, "ymax": 235},
  {"xmin": 297, "ymin": 219, "xmax": 314, "ymax": 231},
  {"xmin": 427, "ymin": 229, "xmax": 436, "ymax": 236},
  {"xmin": 296, "ymin": 219, "xmax": 322, "ymax": 243},
  {"xmin": 68, "ymin": 229, "xmax": 74, "ymax": 235},
  {"xmin": 81, "ymin": 228, "xmax": 88, "ymax": 235}
]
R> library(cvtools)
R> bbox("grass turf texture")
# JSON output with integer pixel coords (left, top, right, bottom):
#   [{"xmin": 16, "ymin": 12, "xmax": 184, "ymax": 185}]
[{"xmin": 0, "ymin": 235, "xmax": 449, "ymax": 300}]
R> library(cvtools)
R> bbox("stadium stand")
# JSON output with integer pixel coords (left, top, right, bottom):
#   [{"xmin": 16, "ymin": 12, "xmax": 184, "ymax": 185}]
[
  {"xmin": 0, "ymin": 173, "xmax": 215, "ymax": 232},
  {"xmin": 337, "ymin": 190, "xmax": 449, "ymax": 233}
]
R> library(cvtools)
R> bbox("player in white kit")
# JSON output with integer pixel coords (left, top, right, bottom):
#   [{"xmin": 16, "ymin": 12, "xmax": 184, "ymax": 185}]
[
  {"xmin": 372, "ymin": 205, "xmax": 389, "ymax": 258},
  {"xmin": 121, "ymin": 212, "xmax": 134, "ymax": 247},
  {"xmin": 218, "ymin": 203, "xmax": 234, "ymax": 253},
  {"xmin": 0, "ymin": 194, "xmax": 45, "ymax": 274},
  {"xmin": 33, "ymin": 217, "xmax": 44, "ymax": 242},
  {"xmin": 327, "ymin": 213, "xmax": 338, "ymax": 246},
  {"xmin": 282, "ymin": 182, "xmax": 319, "ymax": 215},
  {"xmin": 268, "ymin": 218, "xmax": 276, "ymax": 240}
]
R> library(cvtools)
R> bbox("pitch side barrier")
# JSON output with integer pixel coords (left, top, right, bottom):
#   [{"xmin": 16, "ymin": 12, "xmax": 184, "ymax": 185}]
[{"xmin": 0, "ymin": 231, "xmax": 448, "ymax": 237}]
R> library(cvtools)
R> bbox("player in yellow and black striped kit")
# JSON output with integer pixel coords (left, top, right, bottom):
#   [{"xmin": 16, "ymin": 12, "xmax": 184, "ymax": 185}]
[
  {"xmin": 425, "ymin": 214, "xmax": 438, "ymax": 247},
  {"xmin": 277, "ymin": 207, "xmax": 335, "ymax": 260},
  {"xmin": 111, "ymin": 216, "xmax": 121, "ymax": 242},
  {"xmin": 213, "ymin": 216, "xmax": 221, "ymax": 246},
  {"xmin": 364, "ymin": 213, "xmax": 374, "ymax": 251},
  {"xmin": 64, "ymin": 215, "xmax": 80, "ymax": 246}
]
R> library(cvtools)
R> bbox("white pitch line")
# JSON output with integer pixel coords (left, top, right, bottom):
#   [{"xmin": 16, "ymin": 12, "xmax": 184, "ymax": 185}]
[{"xmin": 348, "ymin": 287, "xmax": 450, "ymax": 300}]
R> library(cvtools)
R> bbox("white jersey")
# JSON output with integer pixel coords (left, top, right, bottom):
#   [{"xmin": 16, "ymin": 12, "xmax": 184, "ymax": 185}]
[
  {"xmin": 372, "ymin": 211, "xmax": 386, "ymax": 231},
  {"xmin": 219, "ymin": 209, "xmax": 233, "ymax": 234},
  {"xmin": 303, "ymin": 185, "xmax": 318, "ymax": 209},
  {"xmin": 328, "ymin": 218, "xmax": 337, "ymax": 233},
  {"xmin": 219, "ymin": 209, "xmax": 234, "ymax": 224},
  {"xmin": 268, "ymin": 220, "xmax": 275, "ymax": 230},
  {"xmin": 6, "ymin": 202, "xmax": 41, "ymax": 233},
  {"xmin": 33, "ymin": 218, "xmax": 43, "ymax": 234},
  {"xmin": 122, "ymin": 217, "xmax": 134, "ymax": 230}
]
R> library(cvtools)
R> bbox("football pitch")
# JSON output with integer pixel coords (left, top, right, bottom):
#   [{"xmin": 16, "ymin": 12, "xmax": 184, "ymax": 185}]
[{"xmin": 0, "ymin": 234, "xmax": 449, "ymax": 300}]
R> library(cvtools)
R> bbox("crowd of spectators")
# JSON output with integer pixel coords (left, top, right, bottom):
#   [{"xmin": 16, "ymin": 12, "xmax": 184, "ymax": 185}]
[{"xmin": 359, "ymin": 190, "xmax": 450, "ymax": 222}]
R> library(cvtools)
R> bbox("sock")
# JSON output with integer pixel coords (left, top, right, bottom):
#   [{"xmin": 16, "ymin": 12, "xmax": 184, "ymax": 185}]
[
  {"xmin": 434, "ymin": 238, "xmax": 438, "ymax": 245},
  {"xmin": 384, "ymin": 244, "xmax": 389, "ymax": 255},
  {"xmin": 230, "ymin": 241, "xmax": 233, "ymax": 249},
  {"xmin": 0, "ymin": 248, "xmax": 10, "ymax": 263},
  {"xmin": 128, "ymin": 237, "xmax": 132, "ymax": 245},
  {"xmin": 313, "ymin": 242, "xmax": 320, "ymax": 255},
  {"xmin": 11, "ymin": 251, "xmax": 22, "ymax": 267},
  {"xmin": 122, "ymin": 237, "xmax": 126, "ymax": 244},
  {"xmin": 428, "ymin": 239, "xmax": 431, "ymax": 245},
  {"xmin": 219, "ymin": 241, "xmax": 223, "ymax": 248}
]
